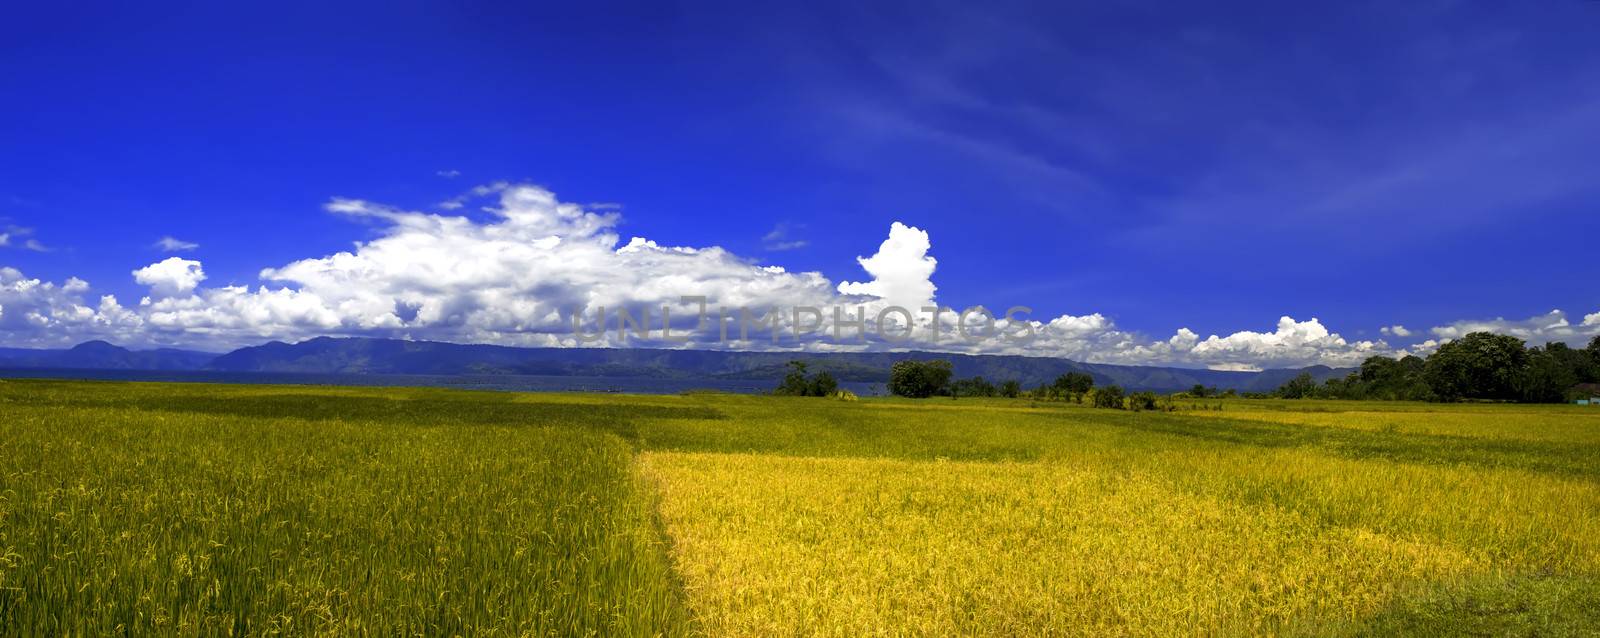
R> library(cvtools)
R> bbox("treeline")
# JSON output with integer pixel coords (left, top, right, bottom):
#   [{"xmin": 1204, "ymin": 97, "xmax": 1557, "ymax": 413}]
[
  {"xmin": 884, "ymin": 360, "xmax": 1179, "ymax": 411},
  {"xmin": 1275, "ymin": 332, "xmax": 1600, "ymax": 403},
  {"xmin": 772, "ymin": 361, "xmax": 857, "ymax": 400}
]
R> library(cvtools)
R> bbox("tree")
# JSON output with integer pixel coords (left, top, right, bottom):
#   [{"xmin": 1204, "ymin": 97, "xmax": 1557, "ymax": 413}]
[
  {"xmin": 999, "ymin": 379, "xmax": 1022, "ymax": 398},
  {"xmin": 1517, "ymin": 346, "xmax": 1577, "ymax": 404},
  {"xmin": 1546, "ymin": 341, "xmax": 1600, "ymax": 385},
  {"xmin": 1053, "ymin": 372, "xmax": 1095, "ymax": 403},
  {"xmin": 1128, "ymin": 391, "xmax": 1158, "ymax": 411},
  {"xmin": 888, "ymin": 359, "xmax": 954, "ymax": 398},
  {"xmin": 950, "ymin": 376, "xmax": 997, "ymax": 398},
  {"xmin": 1276, "ymin": 372, "xmax": 1317, "ymax": 399},
  {"xmin": 1588, "ymin": 336, "xmax": 1600, "ymax": 373},
  {"xmin": 809, "ymin": 370, "xmax": 839, "ymax": 397},
  {"xmin": 1093, "ymin": 385, "xmax": 1125, "ymax": 409},
  {"xmin": 1423, "ymin": 332, "xmax": 1527, "ymax": 401},
  {"xmin": 774, "ymin": 361, "xmax": 839, "ymax": 397},
  {"xmin": 775, "ymin": 361, "xmax": 811, "ymax": 396},
  {"xmin": 1189, "ymin": 384, "xmax": 1209, "ymax": 399}
]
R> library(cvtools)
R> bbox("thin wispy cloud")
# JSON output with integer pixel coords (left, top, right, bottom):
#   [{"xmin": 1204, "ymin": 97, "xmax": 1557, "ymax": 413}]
[
  {"xmin": 436, "ymin": 169, "xmax": 462, "ymax": 178},
  {"xmin": 762, "ymin": 222, "xmax": 809, "ymax": 251},
  {"xmin": 1, "ymin": 226, "xmax": 48, "ymax": 252},
  {"xmin": 154, "ymin": 236, "xmax": 200, "ymax": 252}
]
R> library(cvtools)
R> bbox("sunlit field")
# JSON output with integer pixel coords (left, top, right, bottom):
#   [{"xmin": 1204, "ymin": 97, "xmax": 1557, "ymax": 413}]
[{"xmin": 3, "ymin": 379, "xmax": 1598, "ymax": 635}]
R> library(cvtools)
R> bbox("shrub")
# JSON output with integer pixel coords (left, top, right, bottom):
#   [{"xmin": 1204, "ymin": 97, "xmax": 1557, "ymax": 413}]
[
  {"xmin": 1093, "ymin": 385, "xmax": 1125, "ymax": 409},
  {"xmin": 888, "ymin": 360, "xmax": 954, "ymax": 398},
  {"xmin": 1128, "ymin": 391, "xmax": 1158, "ymax": 412}
]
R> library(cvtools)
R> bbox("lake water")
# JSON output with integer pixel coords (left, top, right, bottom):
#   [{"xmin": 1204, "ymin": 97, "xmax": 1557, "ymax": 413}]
[{"xmin": 0, "ymin": 368, "xmax": 886, "ymax": 396}]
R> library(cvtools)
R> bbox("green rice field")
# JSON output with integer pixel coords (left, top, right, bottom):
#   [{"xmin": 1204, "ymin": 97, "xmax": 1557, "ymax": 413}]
[{"xmin": 2, "ymin": 379, "xmax": 1598, "ymax": 636}]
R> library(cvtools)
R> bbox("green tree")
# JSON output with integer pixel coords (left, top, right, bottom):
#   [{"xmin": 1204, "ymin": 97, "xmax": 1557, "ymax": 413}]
[
  {"xmin": 1588, "ymin": 336, "xmax": 1600, "ymax": 377},
  {"xmin": 808, "ymin": 370, "xmax": 839, "ymax": 397},
  {"xmin": 999, "ymin": 379, "xmax": 1022, "ymax": 398},
  {"xmin": 1276, "ymin": 372, "xmax": 1317, "ymax": 399},
  {"xmin": 1546, "ymin": 341, "xmax": 1599, "ymax": 385},
  {"xmin": 1423, "ymin": 332, "xmax": 1528, "ymax": 401},
  {"xmin": 774, "ymin": 360, "xmax": 811, "ymax": 396},
  {"xmin": 1093, "ymin": 385, "xmax": 1125, "ymax": 409},
  {"xmin": 1517, "ymin": 346, "xmax": 1577, "ymax": 404},
  {"xmin": 1189, "ymin": 384, "xmax": 1209, "ymax": 399},
  {"xmin": 1053, "ymin": 372, "xmax": 1095, "ymax": 403},
  {"xmin": 888, "ymin": 359, "xmax": 954, "ymax": 398},
  {"xmin": 950, "ymin": 376, "xmax": 997, "ymax": 398},
  {"xmin": 1128, "ymin": 391, "xmax": 1158, "ymax": 411}
]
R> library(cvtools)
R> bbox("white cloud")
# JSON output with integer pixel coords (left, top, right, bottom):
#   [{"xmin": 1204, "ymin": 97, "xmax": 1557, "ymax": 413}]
[
  {"xmin": 1429, "ymin": 308, "xmax": 1600, "ymax": 347},
  {"xmin": 154, "ymin": 236, "xmax": 200, "ymax": 252},
  {"xmin": 1380, "ymin": 325, "xmax": 1412, "ymax": 337},
  {"xmin": 132, "ymin": 257, "xmax": 206, "ymax": 298},
  {"xmin": 1, "ymin": 226, "xmax": 48, "ymax": 252},
  {"xmin": 436, "ymin": 169, "xmax": 461, "ymax": 178},
  {"xmin": 2, "ymin": 181, "xmax": 1584, "ymax": 368},
  {"xmin": 762, "ymin": 223, "xmax": 809, "ymax": 251},
  {"xmin": 0, "ymin": 268, "xmax": 142, "ymax": 347},
  {"xmin": 836, "ymin": 222, "xmax": 938, "ymax": 310}
]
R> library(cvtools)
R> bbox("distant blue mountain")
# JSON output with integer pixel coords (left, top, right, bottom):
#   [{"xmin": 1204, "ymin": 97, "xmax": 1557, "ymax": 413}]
[
  {"xmin": 0, "ymin": 341, "xmax": 217, "ymax": 371},
  {"xmin": 0, "ymin": 337, "xmax": 1349, "ymax": 393},
  {"xmin": 203, "ymin": 336, "xmax": 1348, "ymax": 393}
]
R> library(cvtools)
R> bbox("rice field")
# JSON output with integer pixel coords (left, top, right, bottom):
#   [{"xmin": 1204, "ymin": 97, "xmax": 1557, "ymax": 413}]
[{"xmin": 2, "ymin": 379, "xmax": 1598, "ymax": 635}]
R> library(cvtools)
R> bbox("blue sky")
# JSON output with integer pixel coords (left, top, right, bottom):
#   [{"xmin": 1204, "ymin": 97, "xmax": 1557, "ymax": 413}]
[{"xmin": 2, "ymin": 1, "xmax": 1598, "ymax": 368}]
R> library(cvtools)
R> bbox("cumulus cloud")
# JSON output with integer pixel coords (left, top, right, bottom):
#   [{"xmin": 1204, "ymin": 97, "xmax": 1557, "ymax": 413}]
[
  {"xmin": 4, "ymin": 181, "xmax": 1574, "ymax": 369},
  {"xmin": 154, "ymin": 236, "xmax": 200, "ymax": 252},
  {"xmin": 1380, "ymin": 325, "xmax": 1412, "ymax": 337},
  {"xmin": 133, "ymin": 257, "xmax": 206, "ymax": 298},
  {"xmin": 836, "ymin": 222, "xmax": 938, "ymax": 310},
  {"xmin": 0, "ymin": 267, "xmax": 142, "ymax": 347},
  {"xmin": 1428, "ymin": 308, "xmax": 1600, "ymax": 347},
  {"xmin": 1008, "ymin": 315, "xmax": 1387, "ymax": 370}
]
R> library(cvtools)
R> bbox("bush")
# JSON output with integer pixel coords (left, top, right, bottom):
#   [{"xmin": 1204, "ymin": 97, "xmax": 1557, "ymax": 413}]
[
  {"xmin": 809, "ymin": 371, "xmax": 839, "ymax": 397},
  {"xmin": 1128, "ymin": 391, "xmax": 1158, "ymax": 412},
  {"xmin": 888, "ymin": 360, "xmax": 954, "ymax": 398},
  {"xmin": 1093, "ymin": 385, "xmax": 1125, "ymax": 409},
  {"xmin": 951, "ymin": 376, "xmax": 997, "ymax": 398},
  {"xmin": 831, "ymin": 389, "xmax": 859, "ymax": 402},
  {"xmin": 773, "ymin": 361, "xmax": 838, "ymax": 397}
]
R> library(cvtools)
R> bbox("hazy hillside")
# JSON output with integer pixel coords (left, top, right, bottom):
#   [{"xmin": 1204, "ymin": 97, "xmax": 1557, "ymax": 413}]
[
  {"xmin": 206, "ymin": 337, "xmax": 1349, "ymax": 392},
  {"xmin": 0, "ymin": 341, "xmax": 217, "ymax": 371}
]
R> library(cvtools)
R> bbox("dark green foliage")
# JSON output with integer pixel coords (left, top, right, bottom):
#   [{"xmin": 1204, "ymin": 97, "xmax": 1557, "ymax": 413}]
[
  {"xmin": 999, "ymin": 379, "xmax": 1022, "ymax": 398},
  {"xmin": 1052, "ymin": 372, "xmax": 1095, "ymax": 403},
  {"xmin": 810, "ymin": 370, "xmax": 839, "ymax": 397},
  {"xmin": 1517, "ymin": 346, "xmax": 1578, "ymax": 404},
  {"xmin": 1275, "ymin": 372, "xmax": 1318, "ymax": 399},
  {"xmin": 888, "ymin": 359, "xmax": 954, "ymax": 398},
  {"xmin": 1278, "ymin": 331, "xmax": 1597, "ymax": 403},
  {"xmin": 775, "ymin": 361, "xmax": 812, "ymax": 396},
  {"xmin": 1424, "ymin": 332, "xmax": 1528, "ymax": 401},
  {"xmin": 950, "ymin": 376, "xmax": 997, "ymax": 398},
  {"xmin": 1093, "ymin": 385, "xmax": 1125, "ymax": 409},
  {"xmin": 773, "ymin": 361, "xmax": 838, "ymax": 397},
  {"xmin": 1127, "ymin": 391, "xmax": 1158, "ymax": 412}
]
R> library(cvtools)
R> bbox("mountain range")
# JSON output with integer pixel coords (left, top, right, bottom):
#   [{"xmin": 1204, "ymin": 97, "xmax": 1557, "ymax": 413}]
[{"xmin": 0, "ymin": 337, "xmax": 1349, "ymax": 393}]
